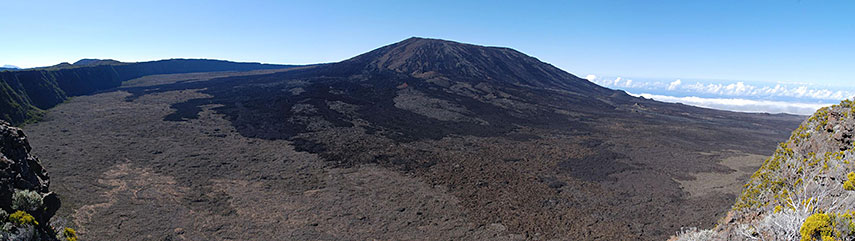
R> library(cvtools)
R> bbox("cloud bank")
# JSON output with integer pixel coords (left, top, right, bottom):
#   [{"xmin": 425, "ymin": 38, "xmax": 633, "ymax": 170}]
[
  {"xmin": 682, "ymin": 82, "xmax": 853, "ymax": 100},
  {"xmin": 587, "ymin": 75, "xmax": 854, "ymax": 102},
  {"xmin": 632, "ymin": 93, "xmax": 831, "ymax": 115},
  {"xmin": 584, "ymin": 74, "xmax": 853, "ymax": 115},
  {"xmin": 588, "ymin": 76, "xmax": 642, "ymax": 88}
]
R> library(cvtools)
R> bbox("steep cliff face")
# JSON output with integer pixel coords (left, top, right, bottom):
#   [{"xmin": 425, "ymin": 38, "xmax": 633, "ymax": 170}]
[
  {"xmin": 0, "ymin": 120, "xmax": 71, "ymax": 240},
  {"xmin": 0, "ymin": 59, "xmax": 293, "ymax": 125},
  {"xmin": 675, "ymin": 100, "xmax": 855, "ymax": 241}
]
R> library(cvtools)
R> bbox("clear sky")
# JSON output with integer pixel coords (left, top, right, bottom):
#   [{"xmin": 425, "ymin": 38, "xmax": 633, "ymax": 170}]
[{"xmin": 2, "ymin": 0, "xmax": 853, "ymax": 87}]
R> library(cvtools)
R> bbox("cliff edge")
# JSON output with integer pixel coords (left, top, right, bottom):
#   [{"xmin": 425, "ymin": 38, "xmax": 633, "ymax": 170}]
[
  {"xmin": 0, "ymin": 120, "xmax": 74, "ymax": 240},
  {"xmin": 675, "ymin": 99, "xmax": 855, "ymax": 240}
]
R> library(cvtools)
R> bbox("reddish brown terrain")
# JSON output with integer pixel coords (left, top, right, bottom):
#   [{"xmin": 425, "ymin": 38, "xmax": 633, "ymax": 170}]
[{"xmin": 21, "ymin": 38, "xmax": 803, "ymax": 240}]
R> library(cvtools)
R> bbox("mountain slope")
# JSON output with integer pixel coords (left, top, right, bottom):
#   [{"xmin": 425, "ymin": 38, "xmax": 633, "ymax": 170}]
[
  {"xmin": 674, "ymin": 100, "xmax": 855, "ymax": 241},
  {"xmin": 0, "ymin": 59, "xmax": 294, "ymax": 125},
  {"xmin": 67, "ymin": 37, "xmax": 802, "ymax": 240},
  {"xmin": 340, "ymin": 37, "xmax": 610, "ymax": 94},
  {"xmin": 0, "ymin": 37, "xmax": 806, "ymax": 240}
]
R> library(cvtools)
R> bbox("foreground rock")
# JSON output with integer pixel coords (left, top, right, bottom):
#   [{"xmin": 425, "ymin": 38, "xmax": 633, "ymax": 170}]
[
  {"xmin": 674, "ymin": 99, "xmax": 855, "ymax": 240},
  {"xmin": 0, "ymin": 120, "xmax": 73, "ymax": 240}
]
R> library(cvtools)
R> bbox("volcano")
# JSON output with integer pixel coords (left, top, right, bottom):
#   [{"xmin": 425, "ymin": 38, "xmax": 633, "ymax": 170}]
[{"xmin": 23, "ymin": 38, "xmax": 803, "ymax": 240}]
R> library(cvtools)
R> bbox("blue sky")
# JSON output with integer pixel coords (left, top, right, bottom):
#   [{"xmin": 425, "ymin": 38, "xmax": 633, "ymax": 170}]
[{"xmin": 2, "ymin": 0, "xmax": 853, "ymax": 114}]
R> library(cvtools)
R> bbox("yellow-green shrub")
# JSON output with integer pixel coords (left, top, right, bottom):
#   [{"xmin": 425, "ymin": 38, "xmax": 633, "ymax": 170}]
[
  {"xmin": 63, "ymin": 227, "xmax": 78, "ymax": 241},
  {"xmin": 801, "ymin": 212, "xmax": 833, "ymax": 241},
  {"xmin": 8, "ymin": 210, "xmax": 38, "ymax": 226},
  {"xmin": 844, "ymin": 172, "xmax": 855, "ymax": 191},
  {"xmin": 799, "ymin": 211, "xmax": 855, "ymax": 241}
]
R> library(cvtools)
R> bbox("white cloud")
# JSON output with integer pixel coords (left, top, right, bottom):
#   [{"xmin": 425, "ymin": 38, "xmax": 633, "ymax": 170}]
[
  {"xmin": 588, "ymin": 75, "xmax": 655, "ymax": 90},
  {"xmin": 631, "ymin": 93, "xmax": 832, "ymax": 115},
  {"xmin": 585, "ymin": 74, "xmax": 597, "ymax": 82},
  {"xmin": 586, "ymin": 74, "xmax": 853, "ymax": 114},
  {"xmin": 584, "ymin": 74, "xmax": 853, "ymax": 102},
  {"xmin": 677, "ymin": 81, "xmax": 854, "ymax": 101},
  {"xmin": 667, "ymin": 79, "xmax": 682, "ymax": 91},
  {"xmin": 588, "ymin": 75, "xmax": 630, "ymax": 88}
]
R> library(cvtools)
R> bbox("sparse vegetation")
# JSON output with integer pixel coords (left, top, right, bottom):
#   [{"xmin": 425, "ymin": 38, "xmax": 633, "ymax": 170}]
[
  {"xmin": 800, "ymin": 212, "xmax": 832, "ymax": 241},
  {"xmin": 12, "ymin": 189, "xmax": 43, "ymax": 213},
  {"xmin": 673, "ymin": 227, "xmax": 716, "ymax": 241},
  {"xmin": 9, "ymin": 211, "xmax": 37, "ymax": 226},
  {"xmin": 844, "ymin": 172, "xmax": 855, "ymax": 191},
  {"xmin": 0, "ymin": 192, "xmax": 78, "ymax": 240},
  {"xmin": 1, "ymin": 122, "xmax": 76, "ymax": 240},
  {"xmin": 62, "ymin": 227, "xmax": 78, "ymax": 241},
  {"xmin": 674, "ymin": 98, "xmax": 855, "ymax": 240}
]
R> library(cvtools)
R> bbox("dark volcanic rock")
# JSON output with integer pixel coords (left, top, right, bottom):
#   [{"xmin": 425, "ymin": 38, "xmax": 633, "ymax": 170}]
[
  {"xmin": 102, "ymin": 37, "xmax": 804, "ymax": 240},
  {"xmin": 0, "ymin": 120, "xmax": 51, "ymax": 195},
  {"xmin": 0, "ymin": 120, "xmax": 59, "ymax": 232},
  {"xmin": 22, "ymin": 38, "xmax": 807, "ymax": 240},
  {"xmin": 342, "ymin": 37, "xmax": 611, "ymax": 94}
]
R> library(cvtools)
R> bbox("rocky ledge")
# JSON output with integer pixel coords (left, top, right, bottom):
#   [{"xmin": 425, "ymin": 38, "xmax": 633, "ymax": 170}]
[
  {"xmin": 0, "ymin": 120, "xmax": 73, "ymax": 240},
  {"xmin": 674, "ymin": 99, "xmax": 855, "ymax": 241}
]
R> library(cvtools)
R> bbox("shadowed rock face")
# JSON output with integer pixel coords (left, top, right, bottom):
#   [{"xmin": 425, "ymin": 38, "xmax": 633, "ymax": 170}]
[
  {"xmin": 0, "ymin": 120, "xmax": 60, "ymax": 234},
  {"xmin": 25, "ymin": 38, "xmax": 805, "ymax": 240},
  {"xmin": 0, "ymin": 59, "xmax": 294, "ymax": 125}
]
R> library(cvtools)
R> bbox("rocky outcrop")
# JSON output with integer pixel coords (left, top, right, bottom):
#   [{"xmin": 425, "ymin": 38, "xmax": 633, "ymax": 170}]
[
  {"xmin": 674, "ymin": 99, "xmax": 855, "ymax": 241},
  {"xmin": 0, "ymin": 120, "xmax": 63, "ymax": 239}
]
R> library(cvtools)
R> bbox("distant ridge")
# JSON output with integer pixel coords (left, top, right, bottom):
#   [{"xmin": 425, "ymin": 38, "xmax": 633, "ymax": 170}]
[
  {"xmin": 0, "ymin": 65, "xmax": 18, "ymax": 71},
  {"xmin": 72, "ymin": 58, "xmax": 122, "ymax": 66},
  {"xmin": 0, "ymin": 59, "xmax": 295, "ymax": 125}
]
